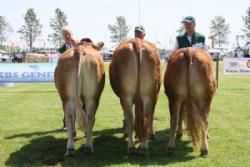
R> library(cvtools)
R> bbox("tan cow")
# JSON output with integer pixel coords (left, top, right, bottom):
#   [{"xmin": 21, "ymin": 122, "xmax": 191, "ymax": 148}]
[
  {"xmin": 55, "ymin": 38, "xmax": 105, "ymax": 156},
  {"xmin": 164, "ymin": 48, "xmax": 216, "ymax": 156},
  {"xmin": 109, "ymin": 38, "xmax": 161, "ymax": 155}
]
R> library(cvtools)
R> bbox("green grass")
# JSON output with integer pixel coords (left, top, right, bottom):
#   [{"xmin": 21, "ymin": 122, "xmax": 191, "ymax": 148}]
[{"xmin": 0, "ymin": 63, "xmax": 250, "ymax": 167}]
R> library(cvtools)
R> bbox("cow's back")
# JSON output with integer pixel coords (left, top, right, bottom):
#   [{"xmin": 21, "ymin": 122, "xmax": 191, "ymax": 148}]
[
  {"xmin": 189, "ymin": 50, "xmax": 216, "ymax": 99},
  {"xmin": 139, "ymin": 41, "xmax": 161, "ymax": 96},
  {"xmin": 79, "ymin": 51, "xmax": 105, "ymax": 99},
  {"xmin": 55, "ymin": 45, "xmax": 105, "ymax": 102},
  {"xmin": 164, "ymin": 49, "xmax": 189, "ymax": 99},
  {"xmin": 164, "ymin": 48, "xmax": 216, "ymax": 99},
  {"xmin": 55, "ymin": 50, "xmax": 77, "ymax": 101},
  {"xmin": 110, "ymin": 41, "xmax": 138, "ymax": 97},
  {"xmin": 110, "ymin": 39, "xmax": 161, "ymax": 98}
]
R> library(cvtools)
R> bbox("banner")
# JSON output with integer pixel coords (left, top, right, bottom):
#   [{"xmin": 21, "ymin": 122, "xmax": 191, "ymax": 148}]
[
  {"xmin": 0, "ymin": 63, "xmax": 57, "ymax": 83},
  {"xmin": 223, "ymin": 58, "xmax": 250, "ymax": 74}
]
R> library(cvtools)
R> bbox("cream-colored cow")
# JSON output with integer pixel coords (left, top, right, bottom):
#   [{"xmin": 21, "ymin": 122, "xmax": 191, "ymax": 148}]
[
  {"xmin": 55, "ymin": 39, "xmax": 105, "ymax": 156},
  {"xmin": 109, "ymin": 38, "xmax": 161, "ymax": 155},
  {"xmin": 164, "ymin": 48, "xmax": 216, "ymax": 156}
]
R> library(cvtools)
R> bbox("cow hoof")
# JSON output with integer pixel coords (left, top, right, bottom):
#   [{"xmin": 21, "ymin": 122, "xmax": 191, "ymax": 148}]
[
  {"xmin": 84, "ymin": 147, "xmax": 93, "ymax": 154},
  {"xmin": 149, "ymin": 134, "xmax": 157, "ymax": 140},
  {"xmin": 65, "ymin": 148, "xmax": 75, "ymax": 157},
  {"xmin": 167, "ymin": 147, "xmax": 175, "ymax": 156},
  {"xmin": 137, "ymin": 147, "xmax": 148, "ymax": 156},
  {"xmin": 128, "ymin": 147, "xmax": 137, "ymax": 155},
  {"xmin": 200, "ymin": 149, "xmax": 208, "ymax": 157},
  {"xmin": 176, "ymin": 133, "xmax": 183, "ymax": 140}
]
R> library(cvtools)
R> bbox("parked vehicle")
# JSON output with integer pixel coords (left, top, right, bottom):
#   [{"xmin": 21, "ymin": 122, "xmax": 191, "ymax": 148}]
[
  {"xmin": 0, "ymin": 53, "xmax": 12, "ymax": 62},
  {"xmin": 229, "ymin": 48, "xmax": 244, "ymax": 58},
  {"xmin": 101, "ymin": 49, "xmax": 113, "ymax": 61},
  {"xmin": 241, "ymin": 42, "xmax": 250, "ymax": 57}
]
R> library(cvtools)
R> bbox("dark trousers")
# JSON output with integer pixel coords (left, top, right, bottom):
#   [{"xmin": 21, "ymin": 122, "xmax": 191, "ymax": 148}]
[{"xmin": 63, "ymin": 116, "xmax": 66, "ymax": 128}]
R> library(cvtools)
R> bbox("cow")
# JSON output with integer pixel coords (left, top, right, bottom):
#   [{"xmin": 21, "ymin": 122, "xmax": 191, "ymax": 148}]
[
  {"xmin": 109, "ymin": 38, "xmax": 161, "ymax": 155},
  {"xmin": 164, "ymin": 48, "xmax": 216, "ymax": 156},
  {"xmin": 54, "ymin": 38, "xmax": 105, "ymax": 156}
]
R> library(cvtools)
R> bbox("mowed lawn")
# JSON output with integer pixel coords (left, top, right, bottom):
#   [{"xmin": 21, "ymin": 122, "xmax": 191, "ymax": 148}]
[{"xmin": 0, "ymin": 63, "xmax": 250, "ymax": 167}]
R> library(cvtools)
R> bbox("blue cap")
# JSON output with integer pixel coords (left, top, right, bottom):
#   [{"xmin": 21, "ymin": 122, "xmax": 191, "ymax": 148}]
[
  {"xmin": 182, "ymin": 16, "xmax": 196, "ymax": 23},
  {"xmin": 135, "ymin": 25, "xmax": 145, "ymax": 34}
]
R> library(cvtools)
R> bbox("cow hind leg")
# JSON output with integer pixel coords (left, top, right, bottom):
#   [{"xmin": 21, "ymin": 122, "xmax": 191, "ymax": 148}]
[
  {"xmin": 64, "ymin": 99, "xmax": 76, "ymax": 157},
  {"xmin": 200, "ymin": 126, "xmax": 208, "ymax": 156},
  {"xmin": 148, "ymin": 100, "xmax": 157, "ymax": 140},
  {"xmin": 123, "ymin": 111, "xmax": 129, "ymax": 138},
  {"xmin": 200, "ymin": 102, "xmax": 210, "ymax": 156},
  {"xmin": 75, "ymin": 98, "xmax": 86, "ymax": 135},
  {"xmin": 120, "ymin": 97, "xmax": 135, "ymax": 154},
  {"xmin": 138, "ymin": 96, "xmax": 153, "ymax": 156},
  {"xmin": 176, "ymin": 104, "xmax": 185, "ymax": 140},
  {"xmin": 84, "ymin": 98, "xmax": 97, "ymax": 153},
  {"xmin": 168, "ymin": 98, "xmax": 184, "ymax": 154}
]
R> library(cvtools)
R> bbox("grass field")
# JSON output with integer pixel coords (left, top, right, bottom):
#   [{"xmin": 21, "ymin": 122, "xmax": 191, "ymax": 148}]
[{"xmin": 0, "ymin": 63, "xmax": 250, "ymax": 167}]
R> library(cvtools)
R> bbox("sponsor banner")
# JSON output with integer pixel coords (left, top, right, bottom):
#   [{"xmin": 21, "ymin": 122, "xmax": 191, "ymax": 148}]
[
  {"xmin": 223, "ymin": 58, "xmax": 250, "ymax": 74},
  {"xmin": 0, "ymin": 63, "xmax": 57, "ymax": 83}
]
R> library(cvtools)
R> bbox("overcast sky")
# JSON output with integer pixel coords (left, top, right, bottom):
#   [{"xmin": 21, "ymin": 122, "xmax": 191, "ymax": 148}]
[{"xmin": 1, "ymin": 0, "xmax": 250, "ymax": 49}]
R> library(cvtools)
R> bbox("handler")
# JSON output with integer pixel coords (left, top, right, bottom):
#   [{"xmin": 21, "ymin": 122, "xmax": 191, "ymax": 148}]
[
  {"xmin": 174, "ymin": 16, "xmax": 207, "ymax": 50},
  {"xmin": 134, "ymin": 25, "xmax": 146, "ymax": 39},
  {"xmin": 58, "ymin": 26, "xmax": 77, "ymax": 54}
]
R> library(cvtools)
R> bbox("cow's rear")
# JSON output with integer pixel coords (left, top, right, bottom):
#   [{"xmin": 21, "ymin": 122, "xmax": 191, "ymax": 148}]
[
  {"xmin": 55, "ymin": 40, "xmax": 105, "ymax": 156},
  {"xmin": 110, "ymin": 39, "xmax": 161, "ymax": 155},
  {"xmin": 164, "ymin": 48, "xmax": 216, "ymax": 156}
]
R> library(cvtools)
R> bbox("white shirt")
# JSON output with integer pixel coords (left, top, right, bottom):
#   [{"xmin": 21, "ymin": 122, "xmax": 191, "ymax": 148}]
[{"xmin": 65, "ymin": 43, "xmax": 73, "ymax": 49}]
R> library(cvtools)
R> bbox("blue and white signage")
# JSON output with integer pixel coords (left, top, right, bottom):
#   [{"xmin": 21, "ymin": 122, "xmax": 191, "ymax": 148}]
[{"xmin": 0, "ymin": 63, "xmax": 57, "ymax": 83}]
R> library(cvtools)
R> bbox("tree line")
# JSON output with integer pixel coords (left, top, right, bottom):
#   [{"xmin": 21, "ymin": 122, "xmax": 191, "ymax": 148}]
[
  {"xmin": 0, "ymin": 8, "xmax": 68, "ymax": 51},
  {"xmin": 0, "ymin": 7, "xmax": 250, "ymax": 51}
]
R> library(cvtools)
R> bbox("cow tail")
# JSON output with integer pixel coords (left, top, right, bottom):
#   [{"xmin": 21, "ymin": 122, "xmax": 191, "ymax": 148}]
[
  {"xmin": 133, "ymin": 40, "xmax": 147, "ymax": 142},
  {"xmin": 54, "ymin": 66, "xmax": 58, "ymax": 89},
  {"xmin": 184, "ymin": 49, "xmax": 205, "ymax": 149},
  {"xmin": 74, "ymin": 50, "xmax": 86, "ymax": 132}
]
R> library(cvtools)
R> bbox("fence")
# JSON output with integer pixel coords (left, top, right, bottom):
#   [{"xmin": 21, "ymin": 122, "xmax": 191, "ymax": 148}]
[{"xmin": 0, "ymin": 58, "xmax": 249, "ymax": 84}]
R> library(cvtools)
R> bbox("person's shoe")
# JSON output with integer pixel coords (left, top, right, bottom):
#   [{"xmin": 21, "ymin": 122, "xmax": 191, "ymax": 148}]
[{"xmin": 122, "ymin": 119, "xmax": 126, "ymax": 130}]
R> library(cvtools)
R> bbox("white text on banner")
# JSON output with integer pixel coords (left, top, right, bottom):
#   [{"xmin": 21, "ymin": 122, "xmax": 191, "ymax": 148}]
[{"xmin": 0, "ymin": 63, "xmax": 57, "ymax": 83}]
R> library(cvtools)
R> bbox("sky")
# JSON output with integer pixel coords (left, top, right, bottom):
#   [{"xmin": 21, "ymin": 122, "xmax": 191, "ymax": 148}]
[{"xmin": 0, "ymin": 0, "xmax": 250, "ymax": 49}]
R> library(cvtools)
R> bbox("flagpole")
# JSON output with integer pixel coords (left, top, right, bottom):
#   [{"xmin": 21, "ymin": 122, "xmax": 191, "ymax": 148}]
[{"xmin": 138, "ymin": 0, "xmax": 141, "ymax": 24}]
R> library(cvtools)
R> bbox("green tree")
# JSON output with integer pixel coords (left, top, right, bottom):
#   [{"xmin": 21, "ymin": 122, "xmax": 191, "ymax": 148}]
[
  {"xmin": 108, "ymin": 16, "xmax": 130, "ymax": 44},
  {"xmin": 209, "ymin": 16, "xmax": 230, "ymax": 48},
  {"xmin": 176, "ymin": 17, "xmax": 185, "ymax": 34},
  {"xmin": 176, "ymin": 24, "xmax": 184, "ymax": 35},
  {"xmin": 0, "ymin": 16, "xmax": 12, "ymax": 46},
  {"xmin": 242, "ymin": 7, "xmax": 250, "ymax": 42},
  {"xmin": 18, "ymin": 8, "xmax": 42, "ymax": 51},
  {"xmin": 48, "ymin": 8, "xmax": 68, "ymax": 48}
]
